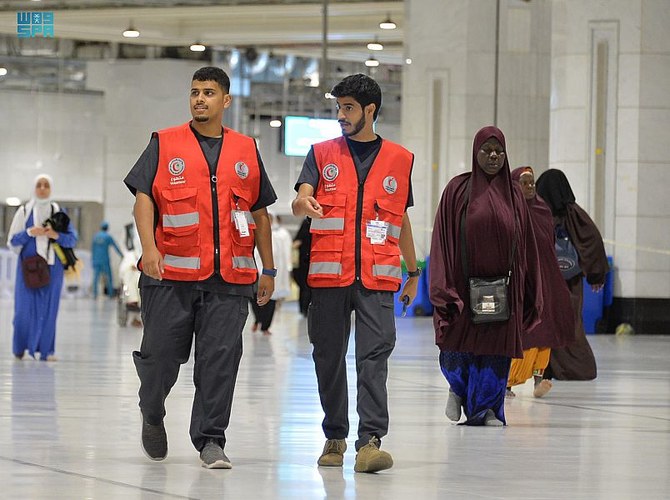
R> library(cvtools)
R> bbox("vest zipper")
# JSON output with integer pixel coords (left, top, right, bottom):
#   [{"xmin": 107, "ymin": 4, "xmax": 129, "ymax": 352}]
[
  {"xmin": 211, "ymin": 174, "xmax": 220, "ymax": 275},
  {"xmin": 355, "ymin": 179, "xmax": 364, "ymax": 282}
]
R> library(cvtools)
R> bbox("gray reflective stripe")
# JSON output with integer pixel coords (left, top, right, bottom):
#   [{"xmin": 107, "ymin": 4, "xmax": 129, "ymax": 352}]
[
  {"xmin": 232, "ymin": 256, "xmax": 256, "ymax": 270},
  {"xmin": 163, "ymin": 212, "xmax": 199, "ymax": 228},
  {"xmin": 373, "ymin": 265, "xmax": 402, "ymax": 280},
  {"xmin": 310, "ymin": 217, "xmax": 345, "ymax": 231},
  {"xmin": 230, "ymin": 211, "xmax": 254, "ymax": 224},
  {"xmin": 308, "ymin": 261, "xmax": 342, "ymax": 275},
  {"xmin": 387, "ymin": 223, "xmax": 401, "ymax": 239},
  {"xmin": 164, "ymin": 254, "xmax": 200, "ymax": 269}
]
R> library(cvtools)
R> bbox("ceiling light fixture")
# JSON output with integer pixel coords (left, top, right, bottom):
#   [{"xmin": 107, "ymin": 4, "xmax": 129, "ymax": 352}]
[
  {"xmin": 122, "ymin": 23, "xmax": 140, "ymax": 38},
  {"xmin": 269, "ymin": 119, "xmax": 282, "ymax": 128},
  {"xmin": 365, "ymin": 57, "xmax": 380, "ymax": 68},
  {"xmin": 367, "ymin": 39, "xmax": 383, "ymax": 51},
  {"xmin": 379, "ymin": 14, "xmax": 397, "ymax": 30},
  {"xmin": 6, "ymin": 197, "xmax": 21, "ymax": 207},
  {"xmin": 0, "ymin": 67, "xmax": 8, "ymax": 76},
  {"xmin": 190, "ymin": 42, "xmax": 206, "ymax": 52}
]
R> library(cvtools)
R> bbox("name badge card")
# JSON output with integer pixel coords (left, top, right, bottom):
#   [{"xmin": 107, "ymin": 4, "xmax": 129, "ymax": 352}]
[
  {"xmin": 366, "ymin": 220, "xmax": 388, "ymax": 245},
  {"xmin": 233, "ymin": 210, "xmax": 250, "ymax": 237}
]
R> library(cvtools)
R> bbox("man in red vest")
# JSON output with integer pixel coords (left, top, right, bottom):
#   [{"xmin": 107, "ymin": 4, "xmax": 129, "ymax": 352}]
[
  {"xmin": 292, "ymin": 74, "xmax": 420, "ymax": 473},
  {"xmin": 124, "ymin": 67, "xmax": 277, "ymax": 469}
]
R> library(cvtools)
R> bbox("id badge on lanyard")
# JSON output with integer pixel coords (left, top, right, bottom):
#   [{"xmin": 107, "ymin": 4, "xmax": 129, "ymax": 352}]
[
  {"xmin": 233, "ymin": 210, "xmax": 250, "ymax": 237},
  {"xmin": 366, "ymin": 219, "xmax": 388, "ymax": 245}
]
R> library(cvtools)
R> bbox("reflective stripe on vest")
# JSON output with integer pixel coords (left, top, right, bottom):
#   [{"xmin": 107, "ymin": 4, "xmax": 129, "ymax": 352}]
[
  {"xmin": 310, "ymin": 217, "xmax": 345, "ymax": 231},
  {"xmin": 232, "ymin": 256, "xmax": 256, "ymax": 270},
  {"xmin": 230, "ymin": 211, "xmax": 254, "ymax": 225},
  {"xmin": 372, "ymin": 264, "xmax": 402, "ymax": 280},
  {"xmin": 309, "ymin": 261, "xmax": 342, "ymax": 276},
  {"xmin": 387, "ymin": 223, "xmax": 401, "ymax": 240},
  {"xmin": 165, "ymin": 254, "xmax": 200, "ymax": 270},
  {"xmin": 163, "ymin": 212, "xmax": 199, "ymax": 228}
]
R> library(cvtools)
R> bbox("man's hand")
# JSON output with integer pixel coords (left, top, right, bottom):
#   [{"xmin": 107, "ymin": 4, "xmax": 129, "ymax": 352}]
[
  {"xmin": 398, "ymin": 276, "xmax": 419, "ymax": 306},
  {"xmin": 292, "ymin": 196, "xmax": 324, "ymax": 218},
  {"xmin": 256, "ymin": 274, "xmax": 275, "ymax": 306},
  {"xmin": 140, "ymin": 246, "xmax": 164, "ymax": 280}
]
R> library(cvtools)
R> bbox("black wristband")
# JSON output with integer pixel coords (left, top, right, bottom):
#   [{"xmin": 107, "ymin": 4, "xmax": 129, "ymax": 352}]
[
  {"xmin": 407, "ymin": 268, "xmax": 422, "ymax": 278},
  {"xmin": 262, "ymin": 268, "xmax": 277, "ymax": 277}
]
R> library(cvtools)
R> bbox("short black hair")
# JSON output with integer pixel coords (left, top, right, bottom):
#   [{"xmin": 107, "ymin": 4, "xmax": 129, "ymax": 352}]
[
  {"xmin": 330, "ymin": 74, "xmax": 382, "ymax": 121},
  {"xmin": 192, "ymin": 66, "xmax": 230, "ymax": 93}
]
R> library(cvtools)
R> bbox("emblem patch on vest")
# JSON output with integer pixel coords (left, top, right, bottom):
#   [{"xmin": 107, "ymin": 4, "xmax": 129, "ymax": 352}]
[
  {"xmin": 323, "ymin": 164, "xmax": 339, "ymax": 182},
  {"xmin": 382, "ymin": 176, "xmax": 398, "ymax": 194},
  {"xmin": 168, "ymin": 158, "xmax": 185, "ymax": 176},
  {"xmin": 235, "ymin": 161, "xmax": 249, "ymax": 179}
]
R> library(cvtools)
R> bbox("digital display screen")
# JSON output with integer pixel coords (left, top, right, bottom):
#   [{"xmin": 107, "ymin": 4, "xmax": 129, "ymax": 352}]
[{"xmin": 283, "ymin": 116, "xmax": 341, "ymax": 156}]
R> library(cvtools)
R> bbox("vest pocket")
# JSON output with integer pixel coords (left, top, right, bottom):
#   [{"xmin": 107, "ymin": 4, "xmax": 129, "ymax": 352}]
[
  {"xmin": 308, "ymin": 233, "xmax": 344, "ymax": 279},
  {"xmin": 161, "ymin": 187, "xmax": 200, "ymax": 249},
  {"xmin": 375, "ymin": 198, "xmax": 405, "ymax": 243},
  {"xmin": 310, "ymin": 194, "xmax": 346, "ymax": 234},
  {"xmin": 371, "ymin": 243, "xmax": 402, "ymax": 283}
]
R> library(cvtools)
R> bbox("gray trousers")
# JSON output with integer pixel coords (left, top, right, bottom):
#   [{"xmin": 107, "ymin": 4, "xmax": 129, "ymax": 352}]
[
  {"xmin": 308, "ymin": 284, "xmax": 396, "ymax": 451},
  {"xmin": 133, "ymin": 284, "xmax": 249, "ymax": 452}
]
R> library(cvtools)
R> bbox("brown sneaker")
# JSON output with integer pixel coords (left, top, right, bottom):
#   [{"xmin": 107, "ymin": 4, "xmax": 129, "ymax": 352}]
[
  {"xmin": 317, "ymin": 439, "xmax": 347, "ymax": 466},
  {"xmin": 354, "ymin": 437, "xmax": 393, "ymax": 473}
]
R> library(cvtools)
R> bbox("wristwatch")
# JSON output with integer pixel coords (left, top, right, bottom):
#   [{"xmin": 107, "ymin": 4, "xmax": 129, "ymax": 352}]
[
  {"xmin": 407, "ymin": 268, "xmax": 422, "ymax": 278},
  {"xmin": 262, "ymin": 268, "xmax": 277, "ymax": 277}
]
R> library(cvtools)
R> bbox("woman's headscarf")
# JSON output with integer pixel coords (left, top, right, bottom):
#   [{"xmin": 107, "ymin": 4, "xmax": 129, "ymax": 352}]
[
  {"xmin": 465, "ymin": 126, "xmax": 517, "ymax": 277},
  {"xmin": 28, "ymin": 173, "xmax": 55, "ymax": 227},
  {"xmin": 7, "ymin": 173, "xmax": 57, "ymax": 263},
  {"xmin": 535, "ymin": 168, "xmax": 575, "ymax": 216}
]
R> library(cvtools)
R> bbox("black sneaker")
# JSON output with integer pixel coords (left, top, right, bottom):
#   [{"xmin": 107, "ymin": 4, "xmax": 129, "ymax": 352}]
[
  {"xmin": 141, "ymin": 417, "xmax": 168, "ymax": 461},
  {"xmin": 200, "ymin": 439, "xmax": 232, "ymax": 469}
]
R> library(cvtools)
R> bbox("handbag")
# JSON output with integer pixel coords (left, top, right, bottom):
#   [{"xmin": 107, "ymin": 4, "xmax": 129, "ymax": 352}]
[
  {"xmin": 554, "ymin": 224, "xmax": 581, "ymax": 280},
  {"xmin": 460, "ymin": 183, "xmax": 516, "ymax": 324},
  {"xmin": 22, "ymin": 254, "xmax": 50, "ymax": 288}
]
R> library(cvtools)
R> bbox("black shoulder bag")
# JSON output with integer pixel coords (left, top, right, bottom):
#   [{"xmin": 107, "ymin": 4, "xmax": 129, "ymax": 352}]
[{"xmin": 460, "ymin": 184, "xmax": 517, "ymax": 324}]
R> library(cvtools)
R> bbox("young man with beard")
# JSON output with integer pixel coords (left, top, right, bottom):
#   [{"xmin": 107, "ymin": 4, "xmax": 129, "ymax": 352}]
[
  {"xmin": 292, "ymin": 74, "xmax": 419, "ymax": 473},
  {"xmin": 124, "ymin": 66, "xmax": 277, "ymax": 469}
]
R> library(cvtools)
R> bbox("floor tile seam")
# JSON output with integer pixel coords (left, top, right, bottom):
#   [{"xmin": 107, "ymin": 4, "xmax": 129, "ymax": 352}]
[{"xmin": 0, "ymin": 455, "xmax": 196, "ymax": 499}]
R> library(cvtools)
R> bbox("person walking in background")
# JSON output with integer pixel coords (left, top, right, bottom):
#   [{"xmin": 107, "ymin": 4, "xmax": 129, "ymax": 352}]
[
  {"xmin": 506, "ymin": 167, "xmax": 575, "ymax": 398},
  {"xmin": 124, "ymin": 66, "xmax": 276, "ymax": 468},
  {"xmin": 292, "ymin": 217, "xmax": 312, "ymax": 316},
  {"xmin": 292, "ymin": 74, "xmax": 420, "ymax": 473},
  {"xmin": 7, "ymin": 174, "xmax": 78, "ymax": 361},
  {"xmin": 535, "ymin": 169, "xmax": 608, "ymax": 381},
  {"xmin": 250, "ymin": 212, "xmax": 292, "ymax": 334},
  {"xmin": 91, "ymin": 221, "xmax": 123, "ymax": 298},
  {"xmin": 429, "ymin": 127, "xmax": 542, "ymax": 426}
]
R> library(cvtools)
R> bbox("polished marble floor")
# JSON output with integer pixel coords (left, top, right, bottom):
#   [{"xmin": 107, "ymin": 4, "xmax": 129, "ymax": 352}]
[{"xmin": 0, "ymin": 297, "xmax": 668, "ymax": 499}]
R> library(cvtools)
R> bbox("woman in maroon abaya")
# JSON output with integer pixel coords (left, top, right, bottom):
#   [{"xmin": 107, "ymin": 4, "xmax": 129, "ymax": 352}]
[
  {"xmin": 429, "ymin": 126, "xmax": 542, "ymax": 426},
  {"xmin": 506, "ymin": 167, "xmax": 575, "ymax": 398},
  {"xmin": 535, "ymin": 169, "xmax": 608, "ymax": 381}
]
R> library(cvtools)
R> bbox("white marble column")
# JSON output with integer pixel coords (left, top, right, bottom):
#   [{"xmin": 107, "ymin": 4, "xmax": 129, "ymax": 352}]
[
  {"xmin": 550, "ymin": 0, "xmax": 670, "ymax": 299},
  {"xmin": 402, "ymin": 0, "xmax": 552, "ymax": 255}
]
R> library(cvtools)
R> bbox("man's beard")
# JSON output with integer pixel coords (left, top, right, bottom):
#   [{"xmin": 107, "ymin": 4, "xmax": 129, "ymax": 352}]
[
  {"xmin": 193, "ymin": 115, "xmax": 209, "ymax": 123},
  {"xmin": 342, "ymin": 115, "xmax": 366, "ymax": 137}
]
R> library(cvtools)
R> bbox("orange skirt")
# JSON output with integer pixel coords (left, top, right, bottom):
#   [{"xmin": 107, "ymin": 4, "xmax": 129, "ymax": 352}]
[{"xmin": 508, "ymin": 347, "xmax": 551, "ymax": 387}]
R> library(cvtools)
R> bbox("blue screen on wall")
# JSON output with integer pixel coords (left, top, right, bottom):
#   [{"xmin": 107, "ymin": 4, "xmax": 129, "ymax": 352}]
[{"xmin": 283, "ymin": 116, "xmax": 341, "ymax": 157}]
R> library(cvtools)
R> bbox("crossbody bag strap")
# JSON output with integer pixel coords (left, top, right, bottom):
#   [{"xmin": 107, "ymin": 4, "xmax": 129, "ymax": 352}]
[{"xmin": 460, "ymin": 179, "xmax": 518, "ymax": 283}]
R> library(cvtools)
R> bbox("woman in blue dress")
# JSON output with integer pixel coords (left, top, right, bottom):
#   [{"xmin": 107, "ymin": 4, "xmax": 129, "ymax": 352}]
[{"xmin": 7, "ymin": 174, "xmax": 78, "ymax": 361}]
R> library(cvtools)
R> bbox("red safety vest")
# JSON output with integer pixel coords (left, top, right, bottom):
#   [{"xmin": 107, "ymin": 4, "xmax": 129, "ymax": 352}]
[
  {"xmin": 151, "ymin": 122, "xmax": 260, "ymax": 283},
  {"xmin": 308, "ymin": 137, "xmax": 413, "ymax": 291}
]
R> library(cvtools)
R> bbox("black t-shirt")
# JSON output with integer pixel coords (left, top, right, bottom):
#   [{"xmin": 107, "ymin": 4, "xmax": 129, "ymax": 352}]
[
  {"xmin": 294, "ymin": 136, "xmax": 414, "ymax": 208},
  {"xmin": 124, "ymin": 125, "xmax": 277, "ymax": 296}
]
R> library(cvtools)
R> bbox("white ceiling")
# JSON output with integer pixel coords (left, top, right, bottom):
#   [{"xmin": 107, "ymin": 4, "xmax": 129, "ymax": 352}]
[{"xmin": 0, "ymin": 1, "xmax": 405, "ymax": 65}]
